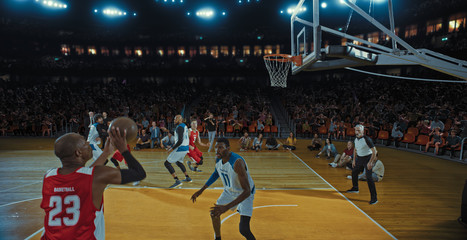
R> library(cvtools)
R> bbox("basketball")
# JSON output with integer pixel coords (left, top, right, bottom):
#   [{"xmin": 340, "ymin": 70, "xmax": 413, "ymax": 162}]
[{"xmin": 109, "ymin": 117, "xmax": 138, "ymax": 142}]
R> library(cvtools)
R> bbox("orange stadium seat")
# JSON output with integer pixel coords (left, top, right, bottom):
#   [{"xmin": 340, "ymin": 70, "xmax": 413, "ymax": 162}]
[
  {"xmin": 346, "ymin": 128, "xmax": 355, "ymax": 139},
  {"xmin": 263, "ymin": 125, "xmax": 271, "ymax": 134},
  {"xmin": 406, "ymin": 127, "xmax": 419, "ymax": 137},
  {"xmin": 401, "ymin": 133, "xmax": 416, "ymax": 148},
  {"xmin": 226, "ymin": 125, "xmax": 233, "ymax": 134},
  {"xmin": 414, "ymin": 135, "xmax": 430, "ymax": 151},
  {"xmin": 318, "ymin": 125, "xmax": 327, "ymax": 137},
  {"xmin": 271, "ymin": 125, "xmax": 278, "ymax": 134},
  {"xmin": 197, "ymin": 125, "xmax": 204, "ymax": 133},
  {"xmin": 248, "ymin": 125, "xmax": 256, "ymax": 133},
  {"xmin": 377, "ymin": 130, "xmax": 389, "ymax": 144}
]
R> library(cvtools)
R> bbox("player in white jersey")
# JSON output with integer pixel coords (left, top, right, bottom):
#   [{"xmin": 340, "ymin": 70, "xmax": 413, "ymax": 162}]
[
  {"xmin": 164, "ymin": 115, "xmax": 192, "ymax": 188},
  {"xmin": 191, "ymin": 138, "xmax": 256, "ymax": 240},
  {"xmin": 87, "ymin": 114, "xmax": 103, "ymax": 163}
]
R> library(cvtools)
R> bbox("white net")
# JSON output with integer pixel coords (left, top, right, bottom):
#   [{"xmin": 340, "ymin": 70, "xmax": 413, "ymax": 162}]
[{"xmin": 264, "ymin": 55, "xmax": 292, "ymax": 88}]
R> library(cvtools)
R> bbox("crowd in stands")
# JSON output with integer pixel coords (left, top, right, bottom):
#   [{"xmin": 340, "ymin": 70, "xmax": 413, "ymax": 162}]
[{"xmin": 278, "ymin": 75, "xmax": 467, "ymax": 158}]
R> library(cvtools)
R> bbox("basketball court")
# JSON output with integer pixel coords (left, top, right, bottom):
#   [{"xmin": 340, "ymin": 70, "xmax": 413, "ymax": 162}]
[{"xmin": 1, "ymin": 138, "xmax": 467, "ymax": 239}]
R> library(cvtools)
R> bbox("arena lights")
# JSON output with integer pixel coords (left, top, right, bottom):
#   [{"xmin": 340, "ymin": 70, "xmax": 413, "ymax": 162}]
[
  {"xmin": 196, "ymin": 9, "xmax": 214, "ymax": 19},
  {"xmin": 102, "ymin": 8, "xmax": 127, "ymax": 16},
  {"xmin": 281, "ymin": 6, "xmax": 307, "ymax": 15},
  {"xmin": 321, "ymin": 2, "xmax": 327, "ymax": 8},
  {"xmin": 35, "ymin": 0, "xmax": 67, "ymax": 9}
]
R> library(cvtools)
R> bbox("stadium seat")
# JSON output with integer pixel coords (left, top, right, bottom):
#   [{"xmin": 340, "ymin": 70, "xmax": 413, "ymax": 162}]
[
  {"xmin": 197, "ymin": 125, "xmax": 204, "ymax": 133},
  {"xmin": 248, "ymin": 125, "xmax": 256, "ymax": 133},
  {"xmin": 406, "ymin": 127, "xmax": 419, "ymax": 137},
  {"xmin": 271, "ymin": 125, "xmax": 278, "ymax": 137},
  {"xmin": 377, "ymin": 130, "xmax": 389, "ymax": 144},
  {"xmin": 226, "ymin": 125, "xmax": 233, "ymax": 136},
  {"xmin": 318, "ymin": 125, "xmax": 327, "ymax": 137},
  {"xmin": 401, "ymin": 133, "xmax": 416, "ymax": 148},
  {"xmin": 414, "ymin": 135, "xmax": 430, "ymax": 151},
  {"xmin": 263, "ymin": 125, "xmax": 271, "ymax": 134},
  {"xmin": 346, "ymin": 128, "xmax": 355, "ymax": 139}
]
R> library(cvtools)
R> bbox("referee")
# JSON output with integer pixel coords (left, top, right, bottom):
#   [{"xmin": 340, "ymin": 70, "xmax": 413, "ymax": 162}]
[{"xmin": 347, "ymin": 124, "xmax": 378, "ymax": 205}]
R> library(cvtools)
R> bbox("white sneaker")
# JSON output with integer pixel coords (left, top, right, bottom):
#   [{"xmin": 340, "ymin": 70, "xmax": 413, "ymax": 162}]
[
  {"xmin": 133, "ymin": 181, "xmax": 140, "ymax": 186},
  {"xmin": 331, "ymin": 163, "xmax": 337, "ymax": 168},
  {"xmin": 346, "ymin": 175, "xmax": 352, "ymax": 180}
]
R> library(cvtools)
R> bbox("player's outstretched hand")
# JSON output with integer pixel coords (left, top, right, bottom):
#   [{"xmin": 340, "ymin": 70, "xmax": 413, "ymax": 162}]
[
  {"xmin": 109, "ymin": 127, "xmax": 128, "ymax": 153},
  {"xmin": 191, "ymin": 190, "xmax": 202, "ymax": 203}
]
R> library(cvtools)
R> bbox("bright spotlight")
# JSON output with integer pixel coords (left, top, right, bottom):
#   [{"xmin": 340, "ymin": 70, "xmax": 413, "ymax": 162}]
[
  {"xmin": 222, "ymin": 11, "xmax": 226, "ymax": 16},
  {"xmin": 340, "ymin": 0, "xmax": 346, "ymax": 4},
  {"xmin": 187, "ymin": 12, "xmax": 190, "ymax": 16},
  {"xmin": 321, "ymin": 2, "xmax": 327, "ymax": 8},
  {"xmin": 280, "ymin": 10, "xmax": 283, "ymax": 14},
  {"xmin": 286, "ymin": 6, "xmax": 307, "ymax": 15},
  {"xmin": 94, "ymin": 9, "xmax": 98, "ymax": 13},
  {"xmin": 196, "ymin": 8, "xmax": 214, "ymax": 19},
  {"xmin": 133, "ymin": 12, "xmax": 137, "ymax": 16}
]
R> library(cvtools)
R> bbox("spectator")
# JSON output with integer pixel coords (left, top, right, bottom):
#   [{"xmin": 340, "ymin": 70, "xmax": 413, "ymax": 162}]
[
  {"xmin": 440, "ymin": 129, "xmax": 462, "ymax": 158},
  {"xmin": 387, "ymin": 121, "xmax": 403, "ymax": 148},
  {"xmin": 425, "ymin": 127, "xmax": 443, "ymax": 154},
  {"xmin": 328, "ymin": 120, "xmax": 337, "ymax": 139},
  {"xmin": 251, "ymin": 133, "xmax": 263, "ymax": 151},
  {"xmin": 149, "ymin": 121, "xmax": 161, "ymax": 149},
  {"xmin": 302, "ymin": 120, "xmax": 311, "ymax": 138},
  {"xmin": 337, "ymin": 121, "xmax": 346, "ymax": 140},
  {"xmin": 417, "ymin": 120, "xmax": 431, "ymax": 135},
  {"xmin": 217, "ymin": 115, "xmax": 226, "ymax": 138},
  {"xmin": 134, "ymin": 129, "xmax": 151, "ymax": 150},
  {"xmin": 239, "ymin": 132, "xmax": 251, "ymax": 151},
  {"xmin": 316, "ymin": 138, "xmax": 338, "ymax": 159},
  {"xmin": 329, "ymin": 141, "xmax": 354, "ymax": 168},
  {"xmin": 205, "ymin": 113, "xmax": 217, "ymax": 152},
  {"xmin": 307, "ymin": 133, "xmax": 322, "ymax": 151},
  {"xmin": 160, "ymin": 131, "xmax": 176, "ymax": 149},
  {"xmin": 257, "ymin": 121, "xmax": 265, "ymax": 134},
  {"xmin": 283, "ymin": 132, "xmax": 297, "ymax": 150},
  {"xmin": 430, "ymin": 116, "xmax": 445, "ymax": 132},
  {"xmin": 265, "ymin": 135, "xmax": 281, "ymax": 150},
  {"xmin": 350, "ymin": 159, "xmax": 384, "ymax": 182}
]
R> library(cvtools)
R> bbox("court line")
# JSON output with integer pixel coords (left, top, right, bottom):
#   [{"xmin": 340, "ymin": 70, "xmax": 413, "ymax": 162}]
[
  {"xmin": 24, "ymin": 227, "xmax": 44, "ymax": 240},
  {"xmin": 108, "ymin": 185, "xmax": 334, "ymax": 190},
  {"xmin": 290, "ymin": 152, "xmax": 397, "ymax": 240},
  {"xmin": 221, "ymin": 205, "xmax": 298, "ymax": 224},
  {"xmin": 0, "ymin": 197, "xmax": 42, "ymax": 208},
  {"xmin": 0, "ymin": 181, "xmax": 42, "ymax": 193}
]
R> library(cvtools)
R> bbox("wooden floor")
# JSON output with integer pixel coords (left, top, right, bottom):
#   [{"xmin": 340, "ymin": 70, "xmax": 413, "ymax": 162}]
[{"xmin": 0, "ymin": 137, "xmax": 466, "ymax": 239}]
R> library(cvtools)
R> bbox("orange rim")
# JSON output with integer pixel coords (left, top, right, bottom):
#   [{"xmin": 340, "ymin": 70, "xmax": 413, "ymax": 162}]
[{"xmin": 264, "ymin": 54, "xmax": 302, "ymax": 66}]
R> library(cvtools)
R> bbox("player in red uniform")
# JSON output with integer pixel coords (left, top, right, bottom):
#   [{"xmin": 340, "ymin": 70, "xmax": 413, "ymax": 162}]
[
  {"xmin": 108, "ymin": 144, "xmax": 131, "ymax": 170},
  {"xmin": 186, "ymin": 120, "xmax": 208, "ymax": 172},
  {"xmin": 40, "ymin": 127, "xmax": 146, "ymax": 240}
]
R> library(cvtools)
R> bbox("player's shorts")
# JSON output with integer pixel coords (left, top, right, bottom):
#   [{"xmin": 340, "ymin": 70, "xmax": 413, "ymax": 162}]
[
  {"xmin": 187, "ymin": 147, "xmax": 203, "ymax": 163},
  {"xmin": 216, "ymin": 191, "xmax": 255, "ymax": 217},
  {"xmin": 167, "ymin": 150, "xmax": 189, "ymax": 163},
  {"xmin": 90, "ymin": 143, "xmax": 103, "ymax": 161}
]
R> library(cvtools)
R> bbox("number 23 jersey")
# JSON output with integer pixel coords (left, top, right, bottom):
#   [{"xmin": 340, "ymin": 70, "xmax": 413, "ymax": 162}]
[{"xmin": 40, "ymin": 167, "xmax": 104, "ymax": 240}]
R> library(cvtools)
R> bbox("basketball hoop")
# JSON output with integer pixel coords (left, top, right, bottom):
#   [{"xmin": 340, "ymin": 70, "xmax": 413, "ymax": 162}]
[{"xmin": 264, "ymin": 54, "xmax": 302, "ymax": 88}]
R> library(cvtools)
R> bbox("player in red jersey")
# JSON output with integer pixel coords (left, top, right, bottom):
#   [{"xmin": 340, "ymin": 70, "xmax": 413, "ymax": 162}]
[
  {"xmin": 186, "ymin": 120, "xmax": 208, "ymax": 172},
  {"xmin": 40, "ymin": 127, "xmax": 146, "ymax": 240}
]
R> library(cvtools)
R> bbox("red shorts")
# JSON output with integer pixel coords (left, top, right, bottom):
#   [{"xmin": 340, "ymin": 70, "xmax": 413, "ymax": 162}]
[{"xmin": 187, "ymin": 146, "xmax": 203, "ymax": 163}]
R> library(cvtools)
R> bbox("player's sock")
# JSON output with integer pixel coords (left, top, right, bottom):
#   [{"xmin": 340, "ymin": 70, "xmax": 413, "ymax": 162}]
[
  {"xmin": 215, "ymin": 237, "xmax": 221, "ymax": 240},
  {"xmin": 174, "ymin": 176, "xmax": 179, "ymax": 180},
  {"xmin": 194, "ymin": 167, "xmax": 198, "ymax": 171}
]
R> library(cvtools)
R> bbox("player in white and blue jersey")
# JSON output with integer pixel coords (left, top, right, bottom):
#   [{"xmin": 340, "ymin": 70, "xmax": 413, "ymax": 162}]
[
  {"xmin": 164, "ymin": 115, "xmax": 192, "ymax": 188},
  {"xmin": 191, "ymin": 138, "xmax": 256, "ymax": 240},
  {"xmin": 87, "ymin": 114, "xmax": 104, "ymax": 163}
]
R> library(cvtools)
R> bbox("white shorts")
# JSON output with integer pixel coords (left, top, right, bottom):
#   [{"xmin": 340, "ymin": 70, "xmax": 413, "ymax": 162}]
[
  {"xmin": 167, "ymin": 150, "xmax": 189, "ymax": 163},
  {"xmin": 216, "ymin": 191, "xmax": 255, "ymax": 217},
  {"xmin": 91, "ymin": 143, "xmax": 103, "ymax": 161}
]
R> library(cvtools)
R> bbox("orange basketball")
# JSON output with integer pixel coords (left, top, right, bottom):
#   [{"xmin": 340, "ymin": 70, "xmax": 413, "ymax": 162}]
[{"xmin": 109, "ymin": 117, "xmax": 138, "ymax": 142}]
